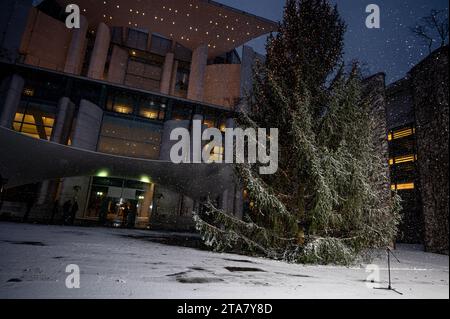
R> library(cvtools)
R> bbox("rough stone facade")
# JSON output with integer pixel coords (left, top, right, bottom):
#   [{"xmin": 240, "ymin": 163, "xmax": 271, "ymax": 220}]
[{"xmin": 409, "ymin": 46, "xmax": 449, "ymax": 254}]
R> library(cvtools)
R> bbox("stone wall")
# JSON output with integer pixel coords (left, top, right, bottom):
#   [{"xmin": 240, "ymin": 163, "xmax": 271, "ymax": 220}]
[{"xmin": 410, "ymin": 46, "xmax": 449, "ymax": 254}]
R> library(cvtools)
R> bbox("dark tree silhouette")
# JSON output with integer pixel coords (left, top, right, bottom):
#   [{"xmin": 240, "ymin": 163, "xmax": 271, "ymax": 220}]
[{"xmin": 411, "ymin": 10, "xmax": 449, "ymax": 53}]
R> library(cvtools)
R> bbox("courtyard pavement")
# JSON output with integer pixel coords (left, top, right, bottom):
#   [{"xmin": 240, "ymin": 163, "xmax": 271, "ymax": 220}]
[{"xmin": 0, "ymin": 222, "xmax": 448, "ymax": 299}]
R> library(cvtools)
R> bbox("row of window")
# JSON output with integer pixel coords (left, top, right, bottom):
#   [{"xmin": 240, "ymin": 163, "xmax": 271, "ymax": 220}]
[
  {"xmin": 389, "ymin": 154, "xmax": 417, "ymax": 166},
  {"xmin": 391, "ymin": 183, "xmax": 415, "ymax": 191},
  {"xmin": 387, "ymin": 127, "xmax": 415, "ymax": 141},
  {"xmin": 388, "ymin": 126, "xmax": 417, "ymax": 192}
]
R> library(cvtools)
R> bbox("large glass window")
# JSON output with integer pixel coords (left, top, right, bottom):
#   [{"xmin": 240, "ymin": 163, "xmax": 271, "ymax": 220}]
[
  {"xmin": 126, "ymin": 29, "xmax": 149, "ymax": 51},
  {"xmin": 13, "ymin": 101, "xmax": 56, "ymax": 140},
  {"xmin": 98, "ymin": 116, "xmax": 162, "ymax": 160},
  {"xmin": 150, "ymin": 34, "xmax": 172, "ymax": 56},
  {"xmin": 106, "ymin": 91, "xmax": 135, "ymax": 115},
  {"xmin": 138, "ymin": 96, "xmax": 166, "ymax": 121},
  {"xmin": 21, "ymin": 73, "xmax": 66, "ymax": 103},
  {"xmin": 86, "ymin": 177, "xmax": 152, "ymax": 224}
]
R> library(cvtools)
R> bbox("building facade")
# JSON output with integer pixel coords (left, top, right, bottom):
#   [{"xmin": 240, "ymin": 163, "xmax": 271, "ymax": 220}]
[
  {"xmin": 0, "ymin": 0, "xmax": 274, "ymax": 230},
  {"xmin": 386, "ymin": 46, "xmax": 449, "ymax": 254}
]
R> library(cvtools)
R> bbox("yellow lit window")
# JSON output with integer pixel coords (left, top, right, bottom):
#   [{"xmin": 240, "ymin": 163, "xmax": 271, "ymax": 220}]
[
  {"xmin": 23, "ymin": 114, "xmax": 36, "ymax": 124},
  {"xmin": 21, "ymin": 123, "xmax": 39, "ymax": 135},
  {"xmin": 389, "ymin": 154, "xmax": 416, "ymax": 165},
  {"xmin": 13, "ymin": 122, "xmax": 22, "ymax": 131},
  {"xmin": 391, "ymin": 183, "xmax": 415, "ymax": 191},
  {"xmin": 14, "ymin": 113, "xmax": 25, "ymax": 122},
  {"xmin": 140, "ymin": 108, "xmax": 158, "ymax": 119},
  {"xmin": 113, "ymin": 105, "xmax": 133, "ymax": 114},
  {"xmin": 23, "ymin": 88, "xmax": 35, "ymax": 97},
  {"xmin": 387, "ymin": 133, "xmax": 393, "ymax": 141},
  {"xmin": 13, "ymin": 113, "xmax": 55, "ymax": 140},
  {"xmin": 42, "ymin": 117, "xmax": 55, "ymax": 127},
  {"xmin": 390, "ymin": 128, "xmax": 414, "ymax": 140},
  {"xmin": 45, "ymin": 127, "xmax": 53, "ymax": 138}
]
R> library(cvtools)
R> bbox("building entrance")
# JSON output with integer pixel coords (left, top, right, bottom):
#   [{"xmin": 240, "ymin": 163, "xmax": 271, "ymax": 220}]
[{"xmin": 86, "ymin": 177, "xmax": 154, "ymax": 228}]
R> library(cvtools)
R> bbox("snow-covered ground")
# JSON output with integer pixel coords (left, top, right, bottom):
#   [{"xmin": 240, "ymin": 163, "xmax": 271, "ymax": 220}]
[{"xmin": 0, "ymin": 222, "xmax": 448, "ymax": 299}]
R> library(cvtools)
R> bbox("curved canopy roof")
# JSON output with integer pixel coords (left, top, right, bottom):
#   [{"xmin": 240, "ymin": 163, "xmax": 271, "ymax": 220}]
[
  {"xmin": 0, "ymin": 127, "xmax": 234, "ymax": 200},
  {"xmin": 56, "ymin": 0, "xmax": 277, "ymax": 58}
]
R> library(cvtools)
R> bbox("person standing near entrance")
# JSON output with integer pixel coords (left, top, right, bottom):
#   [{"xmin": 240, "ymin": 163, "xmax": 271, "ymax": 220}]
[
  {"xmin": 22, "ymin": 190, "xmax": 36, "ymax": 223},
  {"xmin": 62, "ymin": 200, "xmax": 72, "ymax": 225},
  {"xmin": 69, "ymin": 199, "xmax": 78, "ymax": 225},
  {"xmin": 127, "ymin": 204, "xmax": 136, "ymax": 229},
  {"xmin": 122, "ymin": 203, "xmax": 130, "ymax": 228}
]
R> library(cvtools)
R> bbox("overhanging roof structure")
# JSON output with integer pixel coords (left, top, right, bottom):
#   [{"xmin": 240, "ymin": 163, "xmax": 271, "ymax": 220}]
[
  {"xmin": 0, "ymin": 127, "xmax": 234, "ymax": 200},
  {"xmin": 56, "ymin": 0, "xmax": 277, "ymax": 58}
]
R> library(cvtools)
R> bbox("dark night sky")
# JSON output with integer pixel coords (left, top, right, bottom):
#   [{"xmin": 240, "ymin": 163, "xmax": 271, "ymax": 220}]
[{"xmin": 218, "ymin": 0, "xmax": 449, "ymax": 84}]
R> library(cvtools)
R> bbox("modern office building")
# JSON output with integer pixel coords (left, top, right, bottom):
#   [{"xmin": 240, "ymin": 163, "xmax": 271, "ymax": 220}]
[
  {"xmin": 386, "ymin": 45, "xmax": 449, "ymax": 254},
  {"xmin": 0, "ymin": 0, "xmax": 275, "ymax": 229}
]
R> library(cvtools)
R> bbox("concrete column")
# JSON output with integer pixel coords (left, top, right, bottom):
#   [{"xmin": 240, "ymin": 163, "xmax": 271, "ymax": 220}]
[
  {"xmin": 107, "ymin": 45, "xmax": 128, "ymax": 84},
  {"xmin": 87, "ymin": 23, "xmax": 110, "ymax": 80},
  {"xmin": 51, "ymin": 97, "xmax": 76, "ymax": 145},
  {"xmin": 64, "ymin": 15, "xmax": 88, "ymax": 75},
  {"xmin": 160, "ymin": 52, "xmax": 174, "ymax": 95},
  {"xmin": 71, "ymin": 99, "xmax": 103, "ymax": 150},
  {"xmin": 187, "ymin": 44, "xmax": 208, "ymax": 102},
  {"xmin": 170, "ymin": 60, "xmax": 179, "ymax": 95},
  {"xmin": 140, "ymin": 183, "xmax": 155, "ymax": 219},
  {"xmin": 36, "ymin": 97, "xmax": 76, "ymax": 206},
  {"xmin": 59, "ymin": 99, "xmax": 103, "ymax": 219},
  {"xmin": 137, "ymin": 183, "xmax": 155, "ymax": 228},
  {"xmin": 0, "ymin": 74, "xmax": 24, "ymax": 128}
]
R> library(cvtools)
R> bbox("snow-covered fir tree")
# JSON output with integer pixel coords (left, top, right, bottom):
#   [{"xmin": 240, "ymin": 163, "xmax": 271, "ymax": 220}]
[{"xmin": 194, "ymin": 0, "xmax": 401, "ymax": 265}]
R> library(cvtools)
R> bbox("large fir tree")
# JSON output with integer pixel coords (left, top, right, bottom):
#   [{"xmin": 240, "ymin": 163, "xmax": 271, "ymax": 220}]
[{"xmin": 194, "ymin": 0, "xmax": 401, "ymax": 265}]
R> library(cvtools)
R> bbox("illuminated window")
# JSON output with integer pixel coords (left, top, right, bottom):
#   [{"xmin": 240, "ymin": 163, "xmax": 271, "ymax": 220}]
[
  {"xmin": 13, "ymin": 111, "xmax": 54, "ymax": 140},
  {"xmin": 113, "ymin": 105, "xmax": 133, "ymax": 114},
  {"xmin": 139, "ymin": 108, "xmax": 159, "ymax": 120},
  {"xmin": 98, "ymin": 116, "xmax": 162, "ymax": 160},
  {"xmin": 389, "ymin": 154, "xmax": 416, "ymax": 165},
  {"xmin": 42, "ymin": 117, "xmax": 55, "ymax": 127},
  {"xmin": 387, "ymin": 132, "xmax": 393, "ymax": 141},
  {"xmin": 23, "ymin": 87, "xmax": 35, "ymax": 97},
  {"xmin": 388, "ymin": 127, "xmax": 415, "ymax": 141},
  {"xmin": 14, "ymin": 113, "xmax": 25, "ymax": 122},
  {"xmin": 391, "ymin": 182, "xmax": 415, "ymax": 191}
]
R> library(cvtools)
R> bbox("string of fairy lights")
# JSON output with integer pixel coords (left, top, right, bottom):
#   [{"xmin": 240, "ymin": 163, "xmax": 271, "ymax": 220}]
[{"xmin": 77, "ymin": 0, "xmax": 271, "ymax": 53}]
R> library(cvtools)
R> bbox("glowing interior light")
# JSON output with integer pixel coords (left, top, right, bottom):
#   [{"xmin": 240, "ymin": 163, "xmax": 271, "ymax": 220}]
[
  {"xmin": 97, "ymin": 170, "xmax": 109, "ymax": 177},
  {"xmin": 140, "ymin": 175, "xmax": 151, "ymax": 184}
]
